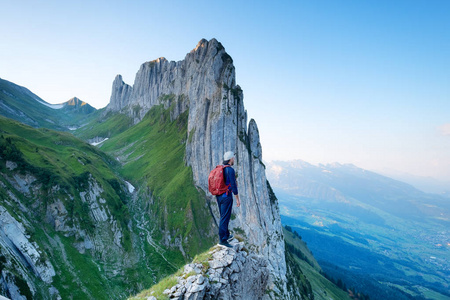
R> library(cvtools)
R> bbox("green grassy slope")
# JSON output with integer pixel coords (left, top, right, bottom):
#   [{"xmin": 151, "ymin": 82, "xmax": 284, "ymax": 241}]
[
  {"xmin": 99, "ymin": 104, "xmax": 216, "ymax": 260},
  {"xmin": 284, "ymin": 227, "xmax": 352, "ymax": 300},
  {"xmin": 1, "ymin": 99, "xmax": 216, "ymax": 298},
  {"xmin": 0, "ymin": 78, "xmax": 96, "ymax": 130},
  {"xmin": 0, "ymin": 115, "xmax": 121, "ymax": 200},
  {"xmin": 1, "ymin": 92, "xmax": 356, "ymax": 299},
  {"xmin": 0, "ymin": 78, "xmax": 64, "ymax": 129},
  {"xmin": 0, "ymin": 116, "xmax": 176, "ymax": 299},
  {"xmin": 74, "ymin": 108, "xmax": 134, "ymax": 141},
  {"xmin": 0, "ymin": 116, "xmax": 133, "ymax": 298}
]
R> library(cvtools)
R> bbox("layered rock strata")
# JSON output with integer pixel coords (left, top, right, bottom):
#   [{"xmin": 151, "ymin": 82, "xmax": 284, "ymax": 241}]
[{"xmin": 106, "ymin": 38, "xmax": 287, "ymax": 296}]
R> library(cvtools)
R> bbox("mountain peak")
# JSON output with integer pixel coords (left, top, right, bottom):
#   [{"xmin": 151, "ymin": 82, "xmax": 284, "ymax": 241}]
[
  {"xmin": 104, "ymin": 39, "xmax": 287, "ymax": 296},
  {"xmin": 145, "ymin": 57, "xmax": 168, "ymax": 66},
  {"xmin": 64, "ymin": 97, "xmax": 87, "ymax": 107},
  {"xmin": 192, "ymin": 38, "xmax": 221, "ymax": 53},
  {"xmin": 107, "ymin": 38, "xmax": 235, "ymax": 122},
  {"xmin": 61, "ymin": 97, "xmax": 95, "ymax": 114},
  {"xmin": 194, "ymin": 38, "xmax": 209, "ymax": 51}
]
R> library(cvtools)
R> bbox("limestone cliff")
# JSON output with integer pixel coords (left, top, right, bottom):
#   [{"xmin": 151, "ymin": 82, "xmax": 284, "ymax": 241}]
[
  {"xmin": 106, "ymin": 38, "xmax": 287, "ymax": 297},
  {"xmin": 108, "ymin": 75, "xmax": 133, "ymax": 112}
]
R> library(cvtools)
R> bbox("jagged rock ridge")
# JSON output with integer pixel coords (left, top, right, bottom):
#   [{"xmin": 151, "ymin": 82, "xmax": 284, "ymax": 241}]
[
  {"xmin": 156, "ymin": 241, "xmax": 269, "ymax": 300},
  {"xmin": 106, "ymin": 38, "xmax": 287, "ymax": 297}
]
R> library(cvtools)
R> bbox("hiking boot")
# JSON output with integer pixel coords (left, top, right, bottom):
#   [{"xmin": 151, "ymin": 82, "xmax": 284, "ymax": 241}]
[
  {"xmin": 218, "ymin": 241, "xmax": 233, "ymax": 248},
  {"xmin": 227, "ymin": 234, "xmax": 234, "ymax": 241}
]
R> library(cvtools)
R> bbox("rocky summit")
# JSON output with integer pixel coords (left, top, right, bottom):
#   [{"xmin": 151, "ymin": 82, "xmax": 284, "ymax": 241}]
[
  {"xmin": 151, "ymin": 239, "xmax": 269, "ymax": 300},
  {"xmin": 106, "ymin": 38, "xmax": 287, "ymax": 296}
]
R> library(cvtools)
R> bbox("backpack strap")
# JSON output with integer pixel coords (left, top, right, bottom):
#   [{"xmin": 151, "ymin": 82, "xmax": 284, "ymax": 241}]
[{"xmin": 222, "ymin": 165, "xmax": 231, "ymax": 195}]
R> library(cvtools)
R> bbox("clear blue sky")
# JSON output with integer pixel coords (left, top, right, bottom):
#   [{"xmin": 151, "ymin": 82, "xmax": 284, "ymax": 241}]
[{"xmin": 1, "ymin": 0, "xmax": 449, "ymax": 182}]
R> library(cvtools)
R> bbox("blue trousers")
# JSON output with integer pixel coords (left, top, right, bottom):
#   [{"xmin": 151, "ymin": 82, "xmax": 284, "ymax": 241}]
[{"xmin": 216, "ymin": 194, "xmax": 233, "ymax": 243}]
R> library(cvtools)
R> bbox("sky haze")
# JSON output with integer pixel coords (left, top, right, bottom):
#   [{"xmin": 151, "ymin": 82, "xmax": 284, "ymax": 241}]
[{"xmin": 1, "ymin": 0, "xmax": 449, "ymax": 183}]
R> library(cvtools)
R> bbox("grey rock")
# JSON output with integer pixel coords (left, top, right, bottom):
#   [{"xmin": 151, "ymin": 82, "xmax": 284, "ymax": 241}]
[
  {"xmin": 170, "ymin": 285, "xmax": 178, "ymax": 293},
  {"xmin": 160, "ymin": 244, "xmax": 270, "ymax": 300},
  {"xmin": 5, "ymin": 161, "xmax": 17, "ymax": 171},
  {"xmin": 219, "ymin": 277, "xmax": 228, "ymax": 284},
  {"xmin": 196, "ymin": 275, "xmax": 205, "ymax": 285},
  {"xmin": 188, "ymin": 283, "xmax": 205, "ymax": 293},
  {"xmin": 208, "ymin": 259, "xmax": 224, "ymax": 269},
  {"xmin": 104, "ymin": 38, "xmax": 288, "ymax": 297},
  {"xmin": 184, "ymin": 263, "xmax": 195, "ymax": 274},
  {"xmin": 222, "ymin": 267, "xmax": 232, "ymax": 279},
  {"xmin": 230, "ymin": 261, "xmax": 240, "ymax": 273},
  {"xmin": 224, "ymin": 254, "xmax": 234, "ymax": 266},
  {"xmin": 108, "ymin": 75, "xmax": 133, "ymax": 112},
  {"xmin": 1, "ymin": 270, "xmax": 27, "ymax": 300},
  {"xmin": 0, "ymin": 206, "xmax": 55, "ymax": 283},
  {"xmin": 171, "ymin": 292, "xmax": 182, "ymax": 299}
]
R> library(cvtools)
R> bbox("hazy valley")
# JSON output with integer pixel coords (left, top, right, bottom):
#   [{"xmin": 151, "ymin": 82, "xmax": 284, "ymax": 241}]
[{"xmin": 267, "ymin": 160, "xmax": 450, "ymax": 299}]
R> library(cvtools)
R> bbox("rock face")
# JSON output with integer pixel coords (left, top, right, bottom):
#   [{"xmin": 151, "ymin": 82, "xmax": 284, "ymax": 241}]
[
  {"xmin": 106, "ymin": 38, "xmax": 287, "ymax": 296},
  {"xmin": 0, "ymin": 206, "xmax": 55, "ymax": 283},
  {"xmin": 161, "ymin": 240, "xmax": 269, "ymax": 300},
  {"xmin": 0, "ymin": 204, "xmax": 57, "ymax": 299},
  {"xmin": 108, "ymin": 75, "xmax": 133, "ymax": 112},
  {"xmin": 0, "ymin": 162, "xmax": 133, "ymax": 299}
]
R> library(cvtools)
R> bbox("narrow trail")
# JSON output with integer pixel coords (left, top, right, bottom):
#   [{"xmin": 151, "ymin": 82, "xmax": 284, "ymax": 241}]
[
  {"xmin": 135, "ymin": 214, "xmax": 178, "ymax": 270},
  {"xmin": 127, "ymin": 181, "xmax": 178, "ymax": 271}
]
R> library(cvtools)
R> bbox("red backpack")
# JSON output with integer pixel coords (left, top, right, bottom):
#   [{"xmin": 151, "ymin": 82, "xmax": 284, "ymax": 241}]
[{"xmin": 208, "ymin": 165, "xmax": 230, "ymax": 195}]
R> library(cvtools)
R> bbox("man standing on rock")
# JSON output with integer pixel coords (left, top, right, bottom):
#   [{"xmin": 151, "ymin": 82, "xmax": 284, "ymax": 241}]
[{"xmin": 215, "ymin": 151, "xmax": 240, "ymax": 248}]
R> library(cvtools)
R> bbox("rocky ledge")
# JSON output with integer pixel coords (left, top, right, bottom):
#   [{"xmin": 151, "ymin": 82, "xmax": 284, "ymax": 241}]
[{"xmin": 148, "ymin": 239, "xmax": 269, "ymax": 300}]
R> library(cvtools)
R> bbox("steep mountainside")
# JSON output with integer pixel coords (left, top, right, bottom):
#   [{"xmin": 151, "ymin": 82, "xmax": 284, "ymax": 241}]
[
  {"xmin": 283, "ymin": 227, "xmax": 352, "ymax": 300},
  {"xmin": 86, "ymin": 38, "xmax": 287, "ymax": 296},
  {"xmin": 0, "ymin": 40, "xmax": 352, "ymax": 300},
  {"xmin": 0, "ymin": 104, "xmax": 210, "ymax": 299},
  {"xmin": 0, "ymin": 78, "xmax": 96, "ymax": 131},
  {"xmin": 99, "ymin": 104, "xmax": 217, "ymax": 259},
  {"xmin": 0, "ymin": 116, "xmax": 125, "ymax": 299}
]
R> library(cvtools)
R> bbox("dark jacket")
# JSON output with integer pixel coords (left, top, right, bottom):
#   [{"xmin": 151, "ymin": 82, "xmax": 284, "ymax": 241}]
[{"xmin": 223, "ymin": 164, "xmax": 238, "ymax": 196}]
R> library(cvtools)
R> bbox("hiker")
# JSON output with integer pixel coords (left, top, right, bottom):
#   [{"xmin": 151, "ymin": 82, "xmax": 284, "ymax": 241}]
[{"xmin": 210, "ymin": 151, "xmax": 241, "ymax": 248}]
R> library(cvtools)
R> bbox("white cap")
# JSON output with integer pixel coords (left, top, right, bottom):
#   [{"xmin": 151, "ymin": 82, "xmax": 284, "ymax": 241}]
[{"xmin": 224, "ymin": 151, "xmax": 235, "ymax": 161}]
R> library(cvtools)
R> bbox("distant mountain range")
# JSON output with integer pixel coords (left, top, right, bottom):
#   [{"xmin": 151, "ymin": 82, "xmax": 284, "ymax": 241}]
[
  {"xmin": 375, "ymin": 168, "xmax": 450, "ymax": 196},
  {"xmin": 266, "ymin": 160, "xmax": 450, "ymax": 299},
  {"xmin": 0, "ymin": 77, "xmax": 96, "ymax": 131},
  {"xmin": 267, "ymin": 160, "xmax": 450, "ymax": 222}
]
